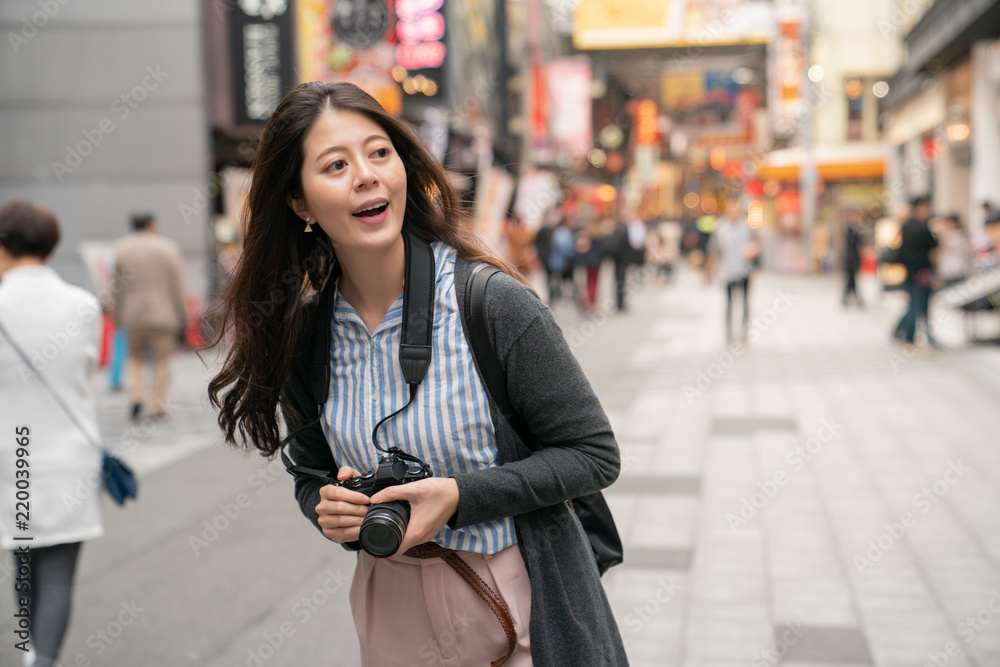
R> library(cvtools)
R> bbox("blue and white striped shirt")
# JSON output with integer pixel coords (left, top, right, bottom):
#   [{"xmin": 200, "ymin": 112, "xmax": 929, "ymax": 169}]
[{"xmin": 321, "ymin": 243, "xmax": 517, "ymax": 554}]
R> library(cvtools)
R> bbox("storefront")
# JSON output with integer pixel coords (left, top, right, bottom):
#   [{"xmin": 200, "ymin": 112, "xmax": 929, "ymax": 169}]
[{"xmin": 758, "ymin": 145, "xmax": 889, "ymax": 273}]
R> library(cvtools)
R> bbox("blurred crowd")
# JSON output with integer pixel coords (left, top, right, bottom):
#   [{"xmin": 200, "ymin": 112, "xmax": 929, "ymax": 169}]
[{"xmin": 502, "ymin": 187, "xmax": 1000, "ymax": 348}]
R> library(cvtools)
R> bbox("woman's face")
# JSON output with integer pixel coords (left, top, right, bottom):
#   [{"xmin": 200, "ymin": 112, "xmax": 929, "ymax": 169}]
[{"xmin": 292, "ymin": 109, "xmax": 407, "ymax": 256}]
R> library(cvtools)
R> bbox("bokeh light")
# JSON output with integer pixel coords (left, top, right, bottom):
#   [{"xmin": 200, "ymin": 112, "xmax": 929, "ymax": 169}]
[
  {"xmin": 748, "ymin": 200, "xmax": 764, "ymax": 228},
  {"xmin": 588, "ymin": 148, "xmax": 607, "ymax": 168},
  {"xmin": 597, "ymin": 184, "xmax": 618, "ymax": 202}
]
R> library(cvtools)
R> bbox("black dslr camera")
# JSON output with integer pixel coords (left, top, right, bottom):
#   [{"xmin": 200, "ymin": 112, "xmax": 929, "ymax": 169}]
[{"xmin": 318, "ymin": 452, "xmax": 433, "ymax": 558}]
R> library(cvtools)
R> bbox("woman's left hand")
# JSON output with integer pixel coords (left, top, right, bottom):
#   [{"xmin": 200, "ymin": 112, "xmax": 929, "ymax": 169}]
[{"xmin": 370, "ymin": 477, "xmax": 460, "ymax": 558}]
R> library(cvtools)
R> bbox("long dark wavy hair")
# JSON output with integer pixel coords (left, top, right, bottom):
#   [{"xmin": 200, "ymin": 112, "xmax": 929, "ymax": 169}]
[{"xmin": 208, "ymin": 81, "xmax": 523, "ymax": 457}]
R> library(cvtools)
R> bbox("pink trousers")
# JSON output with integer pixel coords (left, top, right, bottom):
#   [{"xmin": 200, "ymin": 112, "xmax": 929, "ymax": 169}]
[{"xmin": 349, "ymin": 544, "xmax": 532, "ymax": 667}]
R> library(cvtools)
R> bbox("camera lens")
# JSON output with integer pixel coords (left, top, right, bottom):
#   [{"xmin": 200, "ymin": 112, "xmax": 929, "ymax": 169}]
[{"xmin": 359, "ymin": 501, "xmax": 410, "ymax": 558}]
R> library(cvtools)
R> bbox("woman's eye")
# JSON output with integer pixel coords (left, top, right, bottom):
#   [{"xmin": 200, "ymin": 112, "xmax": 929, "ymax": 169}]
[
  {"xmin": 328, "ymin": 160, "xmax": 346, "ymax": 172},
  {"xmin": 374, "ymin": 148, "xmax": 390, "ymax": 158}
]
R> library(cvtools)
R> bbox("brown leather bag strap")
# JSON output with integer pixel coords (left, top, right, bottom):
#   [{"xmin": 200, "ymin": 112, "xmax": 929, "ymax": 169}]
[{"xmin": 405, "ymin": 542, "xmax": 517, "ymax": 667}]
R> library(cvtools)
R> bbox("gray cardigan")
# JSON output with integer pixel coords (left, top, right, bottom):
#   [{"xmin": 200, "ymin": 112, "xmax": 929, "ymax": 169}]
[{"xmin": 280, "ymin": 257, "xmax": 629, "ymax": 666}]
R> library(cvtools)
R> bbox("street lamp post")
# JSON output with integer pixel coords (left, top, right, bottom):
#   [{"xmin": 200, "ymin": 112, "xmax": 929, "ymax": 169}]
[{"xmin": 799, "ymin": 0, "xmax": 817, "ymax": 274}]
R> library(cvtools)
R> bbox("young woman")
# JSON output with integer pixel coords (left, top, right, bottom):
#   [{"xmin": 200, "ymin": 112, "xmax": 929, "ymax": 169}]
[{"xmin": 209, "ymin": 82, "xmax": 627, "ymax": 666}]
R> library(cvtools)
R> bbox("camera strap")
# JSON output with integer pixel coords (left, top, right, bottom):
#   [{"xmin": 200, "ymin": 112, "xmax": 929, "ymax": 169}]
[
  {"xmin": 281, "ymin": 230, "xmax": 435, "ymax": 474},
  {"xmin": 367, "ymin": 231, "xmax": 435, "ymax": 454}
]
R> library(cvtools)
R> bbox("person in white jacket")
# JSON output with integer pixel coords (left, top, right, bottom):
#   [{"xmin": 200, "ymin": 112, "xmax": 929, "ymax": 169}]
[{"xmin": 0, "ymin": 200, "xmax": 104, "ymax": 667}]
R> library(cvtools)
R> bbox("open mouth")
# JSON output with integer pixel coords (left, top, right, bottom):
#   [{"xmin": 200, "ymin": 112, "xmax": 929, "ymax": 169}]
[{"xmin": 352, "ymin": 203, "xmax": 388, "ymax": 218}]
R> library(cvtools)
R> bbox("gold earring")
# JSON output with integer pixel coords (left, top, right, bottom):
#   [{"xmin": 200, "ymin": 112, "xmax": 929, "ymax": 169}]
[{"xmin": 304, "ymin": 216, "xmax": 313, "ymax": 233}]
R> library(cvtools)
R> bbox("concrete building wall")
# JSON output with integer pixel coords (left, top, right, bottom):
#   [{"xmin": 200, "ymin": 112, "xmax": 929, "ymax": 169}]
[
  {"xmin": 970, "ymin": 40, "xmax": 1000, "ymax": 229},
  {"xmin": 933, "ymin": 146, "xmax": 971, "ymax": 220},
  {"xmin": 812, "ymin": 0, "xmax": 902, "ymax": 146},
  {"xmin": 0, "ymin": 0, "xmax": 210, "ymax": 290}
]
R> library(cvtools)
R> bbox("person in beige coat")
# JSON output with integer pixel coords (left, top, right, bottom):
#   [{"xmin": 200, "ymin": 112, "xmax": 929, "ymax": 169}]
[{"xmin": 111, "ymin": 213, "xmax": 187, "ymax": 419}]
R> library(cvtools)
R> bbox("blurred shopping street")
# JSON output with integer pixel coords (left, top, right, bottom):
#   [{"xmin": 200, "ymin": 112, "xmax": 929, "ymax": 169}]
[{"xmin": 3, "ymin": 266, "xmax": 1000, "ymax": 667}]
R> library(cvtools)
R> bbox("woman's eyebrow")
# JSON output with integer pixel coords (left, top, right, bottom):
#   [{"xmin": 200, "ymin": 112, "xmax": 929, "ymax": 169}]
[{"xmin": 314, "ymin": 134, "xmax": 389, "ymax": 163}]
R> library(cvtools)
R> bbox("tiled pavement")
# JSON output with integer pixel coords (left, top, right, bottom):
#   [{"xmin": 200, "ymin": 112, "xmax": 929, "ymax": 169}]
[{"xmin": 554, "ymin": 267, "xmax": 1000, "ymax": 667}]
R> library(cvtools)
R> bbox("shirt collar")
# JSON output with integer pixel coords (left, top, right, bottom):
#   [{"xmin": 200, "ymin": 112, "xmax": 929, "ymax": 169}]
[
  {"xmin": 332, "ymin": 281, "xmax": 405, "ymax": 335},
  {"xmin": 0, "ymin": 264, "xmax": 59, "ymax": 284},
  {"xmin": 330, "ymin": 241, "xmax": 449, "ymax": 334}
]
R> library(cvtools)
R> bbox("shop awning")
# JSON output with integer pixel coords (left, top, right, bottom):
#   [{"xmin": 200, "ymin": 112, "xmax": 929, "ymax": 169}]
[{"xmin": 758, "ymin": 143, "xmax": 891, "ymax": 182}]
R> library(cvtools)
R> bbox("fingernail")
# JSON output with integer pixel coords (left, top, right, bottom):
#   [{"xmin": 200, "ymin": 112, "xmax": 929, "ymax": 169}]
[{"xmin": 371, "ymin": 494, "xmax": 381, "ymax": 503}]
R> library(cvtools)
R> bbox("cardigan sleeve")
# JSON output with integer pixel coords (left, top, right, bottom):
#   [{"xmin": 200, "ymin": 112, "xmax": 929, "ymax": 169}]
[
  {"xmin": 279, "ymin": 350, "xmax": 334, "ymax": 536},
  {"xmin": 278, "ymin": 300, "xmax": 360, "ymax": 551},
  {"xmin": 448, "ymin": 271, "xmax": 621, "ymax": 529}
]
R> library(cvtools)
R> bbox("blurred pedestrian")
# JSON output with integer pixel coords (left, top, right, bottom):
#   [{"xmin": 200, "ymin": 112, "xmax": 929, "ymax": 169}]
[
  {"xmin": 547, "ymin": 216, "xmax": 578, "ymax": 304},
  {"xmin": 108, "ymin": 328, "xmax": 127, "ymax": 391},
  {"xmin": 983, "ymin": 201, "xmax": 999, "ymax": 226},
  {"xmin": 842, "ymin": 207, "xmax": 866, "ymax": 307},
  {"xmin": 626, "ymin": 209, "xmax": 648, "ymax": 268},
  {"xmin": 577, "ymin": 217, "xmax": 610, "ymax": 310},
  {"xmin": 648, "ymin": 218, "xmax": 682, "ymax": 283},
  {"xmin": 607, "ymin": 216, "xmax": 631, "ymax": 312},
  {"xmin": 936, "ymin": 214, "xmax": 969, "ymax": 287},
  {"xmin": 892, "ymin": 196, "xmax": 939, "ymax": 346},
  {"xmin": 502, "ymin": 215, "xmax": 535, "ymax": 276},
  {"xmin": 706, "ymin": 200, "xmax": 760, "ymax": 343},
  {"xmin": 0, "ymin": 200, "xmax": 104, "ymax": 667},
  {"xmin": 694, "ymin": 207, "xmax": 718, "ymax": 271},
  {"xmin": 112, "ymin": 213, "xmax": 187, "ymax": 420},
  {"xmin": 207, "ymin": 82, "xmax": 626, "ymax": 667},
  {"xmin": 532, "ymin": 216, "xmax": 554, "ymax": 296}
]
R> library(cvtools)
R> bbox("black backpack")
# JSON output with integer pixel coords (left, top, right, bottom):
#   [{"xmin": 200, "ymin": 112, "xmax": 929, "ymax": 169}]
[{"xmin": 464, "ymin": 263, "xmax": 624, "ymax": 575}]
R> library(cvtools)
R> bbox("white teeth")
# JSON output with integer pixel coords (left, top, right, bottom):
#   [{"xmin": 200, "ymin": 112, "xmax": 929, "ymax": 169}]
[{"xmin": 353, "ymin": 203, "xmax": 386, "ymax": 214}]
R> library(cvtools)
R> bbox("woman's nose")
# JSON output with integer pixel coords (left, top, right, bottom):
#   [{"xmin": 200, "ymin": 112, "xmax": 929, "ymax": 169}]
[{"xmin": 355, "ymin": 160, "xmax": 378, "ymax": 188}]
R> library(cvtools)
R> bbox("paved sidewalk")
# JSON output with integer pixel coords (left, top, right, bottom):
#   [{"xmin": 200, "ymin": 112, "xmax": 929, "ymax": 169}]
[
  {"xmin": 93, "ymin": 348, "xmax": 224, "ymax": 477},
  {"xmin": 556, "ymin": 266, "xmax": 1000, "ymax": 667}
]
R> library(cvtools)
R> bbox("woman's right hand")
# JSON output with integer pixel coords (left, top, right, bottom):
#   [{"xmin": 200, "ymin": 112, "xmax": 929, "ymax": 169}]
[{"xmin": 315, "ymin": 466, "xmax": 371, "ymax": 544}]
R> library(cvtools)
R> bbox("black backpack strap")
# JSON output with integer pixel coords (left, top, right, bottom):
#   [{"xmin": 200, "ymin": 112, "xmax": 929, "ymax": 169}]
[
  {"xmin": 310, "ymin": 271, "xmax": 337, "ymax": 406},
  {"xmin": 465, "ymin": 263, "xmax": 535, "ymax": 449},
  {"xmin": 464, "ymin": 262, "xmax": 624, "ymax": 575},
  {"xmin": 310, "ymin": 232, "xmax": 434, "ymax": 406}
]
